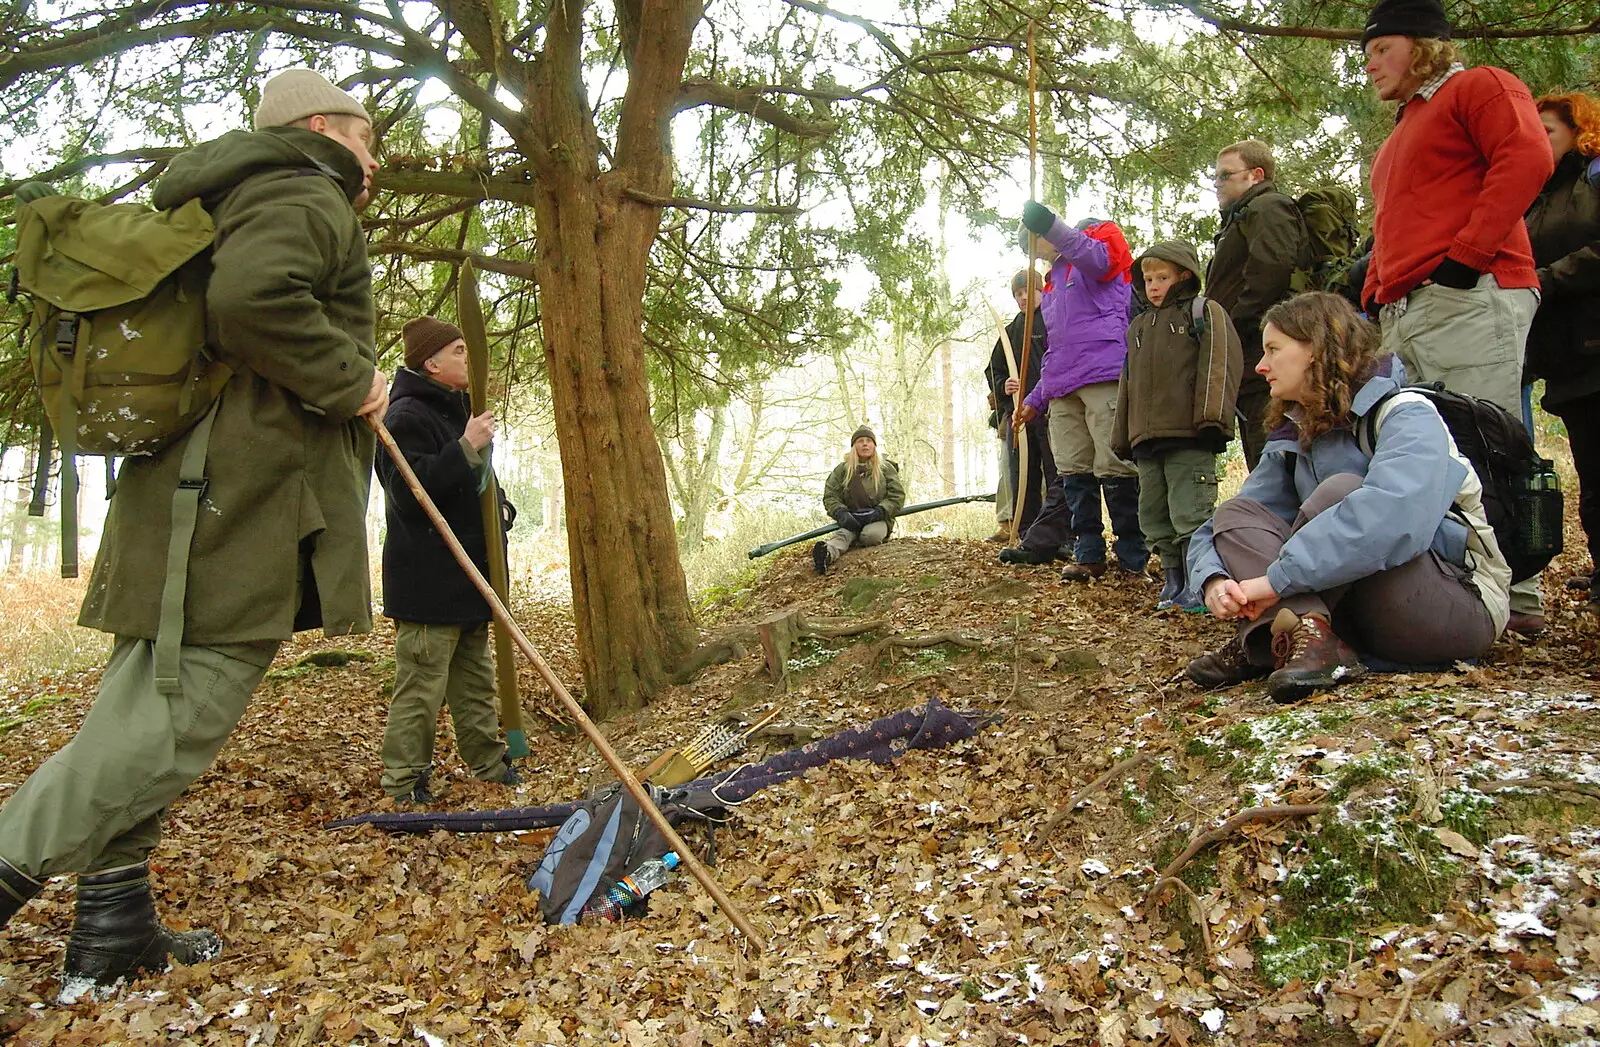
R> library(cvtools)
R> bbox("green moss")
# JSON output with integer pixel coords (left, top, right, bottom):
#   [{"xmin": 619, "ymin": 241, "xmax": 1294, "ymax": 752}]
[
  {"xmin": 1121, "ymin": 780, "xmax": 1156, "ymax": 825},
  {"xmin": 915, "ymin": 574, "xmax": 942, "ymax": 590},
  {"xmin": 1328, "ymin": 752, "xmax": 1407, "ymax": 802},
  {"xmin": 1185, "ymin": 735, "xmax": 1218, "ymax": 758},
  {"xmin": 960, "ymin": 979, "xmax": 982, "ymax": 1002},
  {"xmin": 1223, "ymin": 724, "xmax": 1262, "ymax": 751},
  {"xmin": 839, "ymin": 577, "xmax": 904, "ymax": 611},
  {"xmin": 1440, "ymin": 787, "xmax": 1495, "ymax": 845},
  {"xmin": 1258, "ymin": 813, "xmax": 1460, "ymax": 987}
]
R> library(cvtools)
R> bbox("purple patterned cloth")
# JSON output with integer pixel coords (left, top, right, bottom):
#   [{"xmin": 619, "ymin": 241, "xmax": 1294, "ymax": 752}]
[{"xmin": 328, "ymin": 698, "xmax": 992, "ymax": 834}]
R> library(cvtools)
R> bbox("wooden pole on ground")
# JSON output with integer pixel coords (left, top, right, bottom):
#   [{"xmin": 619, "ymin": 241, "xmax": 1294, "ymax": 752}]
[
  {"xmin": 369, "ymin": 415, "xmax": 767, "ymax": 949},
  {"xmin": 458, "ymin": 261, "xmax": 528, "ymax": 758},
  {"xmin": 1009, "ymin": 21, "xmax": 1040, "ymax": 547}
]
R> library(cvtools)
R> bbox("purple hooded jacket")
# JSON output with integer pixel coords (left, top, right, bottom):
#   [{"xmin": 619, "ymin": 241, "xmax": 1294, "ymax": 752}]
[{"xmin": 1023, "ymin": 218, "xmax": 1135, "ymax": 413}]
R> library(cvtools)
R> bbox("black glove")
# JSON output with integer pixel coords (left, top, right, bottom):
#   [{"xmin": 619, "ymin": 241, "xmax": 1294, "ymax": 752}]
[
  {"xmin": 500, "ymin": 494, "xmax": 518, "ymax": 532},
  {"xmin": 859, "ymin": 507, "xmax": 886, "ymax": 525},
  {"xmin": 832, "ymin": 507, "xmax": 862, "ymax": 533},
  {"xmin": 1428, "ymin": 257, "xmax": 1479, "ymax": 290},
  {"xmin": 1197, "ymin": 426, "xmax": 1229, "ymax": 454},
  {"xmin": 1021, "ymin": 200, "xmax": 1056, "ymax": 238}
]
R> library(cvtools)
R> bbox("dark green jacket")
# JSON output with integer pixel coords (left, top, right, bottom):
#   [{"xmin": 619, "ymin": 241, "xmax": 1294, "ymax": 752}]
[
  {"xmin": 79, "ymin": 127, "xmax": 378, "ymax": 644},
  {"xmin": 1114, "ymin": 241, "xmax": 1243, "ymax": 460},
  {"xmin": 1524, "ymin": 149, "xmax": 1600, "ymax": 407},
  {"xmin": 823, "ymin": 457, "xmax": 906, "ymax": 534},
  {"xmin": 1205, "ymin": 180, "xmax": 1307, "ymax": 359}
]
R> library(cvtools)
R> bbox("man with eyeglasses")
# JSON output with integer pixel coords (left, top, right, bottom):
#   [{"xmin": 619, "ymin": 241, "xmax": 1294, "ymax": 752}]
[{"xmin": 1204, "ymin": 140, "xmax": 1308, "ymax": 469}]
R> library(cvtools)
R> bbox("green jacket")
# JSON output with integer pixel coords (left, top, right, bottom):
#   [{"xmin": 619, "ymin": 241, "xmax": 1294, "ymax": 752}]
[
  {"xmin": 79, "ymin": 127, "xmax": 378, "ymax": 644},
  {"xmin": 822, "ymin": 457, "xmax": 906, "ymax": 534},
  {"xmin": 1204, "ymin": 180, "xmax": 1307, "ymax": 356},
  {"xmin": 1114, "ymin": 241, "xmax": 1244, "ymax": 459}
]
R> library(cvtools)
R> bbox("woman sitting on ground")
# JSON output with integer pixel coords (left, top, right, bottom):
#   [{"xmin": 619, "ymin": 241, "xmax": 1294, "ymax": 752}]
[
  {"xmin": 814, "ymin": 426, "xmax": 906, "ymax": 575},
  {"xmin": 1185, "ymin": 292, "xmax": 1511, "ymax": 703}
]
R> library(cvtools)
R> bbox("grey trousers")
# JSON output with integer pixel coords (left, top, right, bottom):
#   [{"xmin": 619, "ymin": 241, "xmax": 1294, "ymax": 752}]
[
  {"xmin": 1211, "ymin": 473, "xmax": 1495, "ymax": 667},
  {"xmin": 0, "ymin": 637, "xmax": 279, "ymax": 878},
  {"xmin": 824, "ymin": 520, "xmax": 888, "ymax": 562}
]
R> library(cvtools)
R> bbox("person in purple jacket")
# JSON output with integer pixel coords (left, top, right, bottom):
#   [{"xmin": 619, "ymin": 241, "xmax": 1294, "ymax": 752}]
[{"xmin": 999, "ymin": 202, "xmax": 1147, "ymax": 581}]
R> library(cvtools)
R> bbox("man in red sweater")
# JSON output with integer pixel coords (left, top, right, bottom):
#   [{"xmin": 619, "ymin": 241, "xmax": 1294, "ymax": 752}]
[{"xmin": 1360, "ymin": 0, "xmax": 1552, "ymax": 636}]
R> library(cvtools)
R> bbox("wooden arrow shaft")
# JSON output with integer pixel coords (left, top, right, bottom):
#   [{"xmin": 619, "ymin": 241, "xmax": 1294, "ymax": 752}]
[{"xmin": 368, "ymin": 415, "xmax": 766, "ymax": 949}]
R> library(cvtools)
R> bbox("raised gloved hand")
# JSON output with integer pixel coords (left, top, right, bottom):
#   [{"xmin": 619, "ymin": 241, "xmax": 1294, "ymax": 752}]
[
  {"xmin": 833, "ymin": 507, "xmax": 862, "ymax": 533},
  {"xmin": 1021, "ymin": 200, "xmax": 1056, "ymax": 238},
  {"xmin": 1428, "ymin": 257, "xmax": 1479, "ymax": 290}
]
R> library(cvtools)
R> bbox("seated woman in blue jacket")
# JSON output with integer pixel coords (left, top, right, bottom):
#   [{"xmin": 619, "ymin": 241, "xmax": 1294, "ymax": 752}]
[{"xmin": 1185, "ymin": 292, "xmax": 1511, "ymax": 703}]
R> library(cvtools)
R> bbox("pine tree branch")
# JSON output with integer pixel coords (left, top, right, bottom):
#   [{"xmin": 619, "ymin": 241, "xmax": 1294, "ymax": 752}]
[
  {"xmin": 624, "ymin": 188, "xmax": 803, "ymax": 215},
  {"xmin": 369, "ymin": 241, "xmax": 536, "ymax": 281},
  {"xmin": 1159, "ymin": 0, "xmax": 1600, "ymax": 40}
]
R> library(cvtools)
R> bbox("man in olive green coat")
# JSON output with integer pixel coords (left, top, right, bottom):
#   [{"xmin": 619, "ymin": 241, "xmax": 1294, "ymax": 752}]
[{"xmin": 0, "ymin": 69, "xmax": 384, "ymax": 1000}]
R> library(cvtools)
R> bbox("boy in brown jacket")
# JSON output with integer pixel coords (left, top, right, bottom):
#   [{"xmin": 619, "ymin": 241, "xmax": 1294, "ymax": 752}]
[{"xmin": 1113, "ymin": 242, "xmax": 1244, "ymax": 609}]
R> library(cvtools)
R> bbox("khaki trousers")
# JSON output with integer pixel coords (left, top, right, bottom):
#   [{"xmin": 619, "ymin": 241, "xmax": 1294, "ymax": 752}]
[
  {"xmin": 0, "ymin": 637, "xmax": 278, "ymax": 878},
  {"xmin": 1381, "ymin": 275, "xmax": 1542, "ymax": 615},
  {"xmin": 1047, "ymin": 382, "xmax": 1136, "ymax": 479},
  {"xmin": 1136, "ymin": 449, "xmax": 1220, "ymax": 561},
  {"xmin": 380, "ymin": 621, "xmax": 506, "ymax": 797},
  {"xmin": 823, "ymin": 520, "xmax": 889, "ymax": 562}
]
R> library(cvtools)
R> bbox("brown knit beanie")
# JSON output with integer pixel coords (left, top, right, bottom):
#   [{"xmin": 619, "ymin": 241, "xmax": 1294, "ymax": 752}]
[
  {"xmin": 851, "ymin": 426, "xmax": 876, "ymax": 446},
  {"xmin": 403, "ymin": 317, "xmax": 465, "ymax": 369},
  {"xmin": 253, "ymin": 69, "xmax": 369, "ymax": 131}
]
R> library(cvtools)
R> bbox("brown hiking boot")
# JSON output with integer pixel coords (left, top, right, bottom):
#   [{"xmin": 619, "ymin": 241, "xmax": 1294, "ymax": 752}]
[
  {"xmin": 1266, "ymin": 609, "xmax": 1365, "ymax": 704},
  {"xmin": 1186, "ymin": 635, "xmax": 1269, "ymax": 689},
  {"xmin": 1060, "ymin": 561, "xmax": 1107, "ymax": 582}
]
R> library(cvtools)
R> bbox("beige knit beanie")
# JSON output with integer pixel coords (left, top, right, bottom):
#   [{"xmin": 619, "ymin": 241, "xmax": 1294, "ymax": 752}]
[{"xmin": 253, "ymin": 69, "xmax": 369, "ymax": 131}]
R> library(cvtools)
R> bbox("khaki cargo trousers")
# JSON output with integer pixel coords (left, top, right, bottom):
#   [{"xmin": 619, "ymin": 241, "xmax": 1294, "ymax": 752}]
[
  {"xmin": 0, "ymin": 637, "xmax": 278, "ymax": 878},
  {"xmin": 379, "ymin": 621, "xmax": 506, "ymax": 797}
]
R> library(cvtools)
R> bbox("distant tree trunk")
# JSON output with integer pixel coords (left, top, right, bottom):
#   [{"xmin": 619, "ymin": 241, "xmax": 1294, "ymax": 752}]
[
  {"xmin": 939, "ymin": 337, "xmax": 957, "ymax": 497},
  {"xmin": 679, "ymin": 400, "xmax": 725, "ymax": 550},
  {"xmin": 526, "ymin": 0, "xmax": 701, "ymax": 716},
  {"xmin": 7, "ymin": 441, "xmax": 37, "ymax": 573}
]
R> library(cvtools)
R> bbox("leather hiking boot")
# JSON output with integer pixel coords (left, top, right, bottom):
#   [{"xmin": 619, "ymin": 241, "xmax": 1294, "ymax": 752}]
[
  {"xmin": 984, "ymin": 528, "xmax": 1011, "ymax": 543},
  {"xmin": 1506, "ymin": 611, "xmax": 1546, "ymax": 638},
  {"xmin": 60, "ymin": 863, "xmax": 221, "ymax": 1004},
  {"xmin": 1, "ymin": 857, "xmax": 44, "ymax": 931},
  {"xmin": 1266, "ymin": 609, "xmax": 1365, "ymax": 704},
  {"xmin": 1566, "ymin": 574, "xmax": 1593, "ymax": 592},
  {"xmin": 999, "ymin": 546, "xmax": 1056, "ymax": 566},
  {"xmin": 1186, "ymin": 635, "xmax": 1269, "ymax": 689},
  {"xmin": 1060, "ymin": 561, "xmax": 1106, "ymax": 582},
  {"xmin": 497, "ymin": 758, "xmax": 523, "ymax": 787},
  {"xmin": 811, "ymin": 541, "xmax": 830, "ymax": 575},
  {"xmin": 1156, "ymin": 566, "xmax": 1185, "ymax": 609}
]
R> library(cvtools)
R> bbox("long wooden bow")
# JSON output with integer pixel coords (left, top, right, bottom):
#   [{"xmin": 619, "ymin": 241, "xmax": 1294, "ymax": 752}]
[
  {"xmin": 986, "ymin": 300, "xmax": 1030, "ymax": 543},
  {"xmin": 1009, "ymin": 21, "xmax": 1041, "ymax": 546}
]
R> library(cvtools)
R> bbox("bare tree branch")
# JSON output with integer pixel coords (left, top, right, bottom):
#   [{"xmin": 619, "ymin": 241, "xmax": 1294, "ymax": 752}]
[
  {"xmin": 675, "ymin": 76, "xmax": 841, "ymax": 138},
  {"xmin": 370, "ymin": 240, "xmax": 537, "ymax": 281},
  {"xmin": 1159, "ymin": 0, "xmax": 1600, "ymax": 40},
  {"xmin": 624, "ymin": 187, "xmax": 804, "ymax": 215}
]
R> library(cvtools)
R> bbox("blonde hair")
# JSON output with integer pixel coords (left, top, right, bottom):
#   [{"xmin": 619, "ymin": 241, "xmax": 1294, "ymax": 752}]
[
  {"xmin": 1218, "ymin": 139, "xmax": 1276, "ymax": 181},
  {"xmin": 1140, "ymin": 256, "xmax": 1191, "ymax": 281},
  {"xmin": 1407, "ymin": 38, "xmax": 1460, "ymax": 82},
  {"xmin": 1261, "ymin": 293, "xmax": 1383, "ymax": 448},
  {"xmin": 844, "ymin": 443, "xmax": 883, "ymax": 494}
]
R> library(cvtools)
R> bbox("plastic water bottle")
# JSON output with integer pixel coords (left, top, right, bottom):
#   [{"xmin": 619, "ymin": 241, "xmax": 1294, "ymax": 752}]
[{"xmin": 608, "ymin": 852, "xmax": 681, "ymax": 905}]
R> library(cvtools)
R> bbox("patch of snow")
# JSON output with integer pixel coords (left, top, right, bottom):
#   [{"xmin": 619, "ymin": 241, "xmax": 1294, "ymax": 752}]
[{"xmin": 1200, "ymin": 1009, "xmax": 1225, "ymax": 1033}]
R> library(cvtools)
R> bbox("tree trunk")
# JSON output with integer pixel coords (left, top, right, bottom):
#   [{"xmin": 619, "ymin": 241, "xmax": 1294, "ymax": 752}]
[
  {"xmin": 939, "ymin": 337, "xmax": 957, "ymax": 497},
  {"xmin": 527, "ymin": 0, "xmax": 702, "ymax": 717}
]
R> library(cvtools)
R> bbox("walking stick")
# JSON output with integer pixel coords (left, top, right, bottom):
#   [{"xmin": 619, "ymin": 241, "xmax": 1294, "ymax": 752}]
[
  {"xmin": 368, "ymin": 414, "xmax": 768, "ymax": 949},
  {"xmin": 457, "ymin": 261, "xmax": 528, "ymax": 758},
  {"xmin": 1010, "ymin": 21, "xmax": 1041, "ymax": 546}
]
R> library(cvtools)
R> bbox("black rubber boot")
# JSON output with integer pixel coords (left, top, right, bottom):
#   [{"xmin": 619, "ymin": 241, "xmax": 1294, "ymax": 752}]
[
  {"xmin": 59, "ymin": 863, "xmax": 221, "ymax": 1003},
  {"xmin": 1156, "ymin": 566, "xmax": 1185, "ymax": 609},
  {"xmin": 0, "ymin": 857, "xmax": 44, "ymax": 931},
  {"xmin": 1101, "ymin": 476, "xmax": 1148, "ymax": 574}
]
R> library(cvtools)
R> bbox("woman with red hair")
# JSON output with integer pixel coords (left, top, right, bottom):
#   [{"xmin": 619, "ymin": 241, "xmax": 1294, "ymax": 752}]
[{"xmin": 1525, "ymin": 91, "xmax": 1600, "ymax": 604}]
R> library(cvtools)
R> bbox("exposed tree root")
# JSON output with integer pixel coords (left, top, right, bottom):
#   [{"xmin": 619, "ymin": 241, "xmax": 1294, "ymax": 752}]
[
  {"xmin": 1039, "ymin": 752, "xmax": 1154, "ymax": 842},
  {"xmin": 1143, "ymin": 804, "xmax": 1323, "ymax": 909}
]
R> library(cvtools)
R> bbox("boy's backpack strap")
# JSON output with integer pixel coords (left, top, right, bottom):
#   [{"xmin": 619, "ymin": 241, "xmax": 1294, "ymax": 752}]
[
  {"xmin": 153, "ymin": 399, "xmax": 221, "ymax": 698},
  {"xmin": 1190, "ymin": 295, "xmax": 1208, "ymax": 341}
]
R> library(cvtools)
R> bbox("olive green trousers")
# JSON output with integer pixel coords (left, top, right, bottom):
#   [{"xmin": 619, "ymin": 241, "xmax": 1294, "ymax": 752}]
[
  {"xmin": 379, "ymin": 621, "xmax": 506, "ymax": 797},
  {"xmin": 0, "ymin": 636, "xmax": 278, "ymax": 878}
]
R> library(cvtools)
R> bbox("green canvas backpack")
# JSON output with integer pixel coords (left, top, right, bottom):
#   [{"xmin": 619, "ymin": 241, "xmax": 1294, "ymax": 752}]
[
  {"xmin": 9, "ymin": 189, "xmax": 232, "ymax": 698},
  {"xmin": 1288, "ymin": 186, "xmax": 1362, "ymax": 294}
]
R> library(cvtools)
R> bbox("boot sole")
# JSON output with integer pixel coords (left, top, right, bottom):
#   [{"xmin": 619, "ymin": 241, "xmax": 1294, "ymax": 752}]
[{"xmin": 1268, "ymin": 664, "xmax": 1366, "ymax": 703}]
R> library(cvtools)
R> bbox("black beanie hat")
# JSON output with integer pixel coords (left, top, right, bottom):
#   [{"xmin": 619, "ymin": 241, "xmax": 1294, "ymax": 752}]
[
  {"xmin": 1361, "ymin": 0, "xmax": 1451, "ymax": 47},
  {"xmin": 850, "ymin": 426, "xmax": 876, "ymax": 445}
]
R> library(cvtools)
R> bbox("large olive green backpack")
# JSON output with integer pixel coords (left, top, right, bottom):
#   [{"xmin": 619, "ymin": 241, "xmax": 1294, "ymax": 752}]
[
  {"xmin": 1288, "ymin": 186, "xmax": 1363, "ymax": 294},
  {"xmin": 9, "ymin": 188, "xmax": 232, "ymax": 697},
  {"xmin": 9, "ymin": 190, "xmax": 232, "ymax": 579}
]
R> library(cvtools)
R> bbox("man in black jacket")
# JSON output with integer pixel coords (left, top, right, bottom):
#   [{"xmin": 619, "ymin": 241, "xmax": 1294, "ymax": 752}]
[{"xmin": 377, "ymin": 317, "xmax": 519, "ymax": 804}]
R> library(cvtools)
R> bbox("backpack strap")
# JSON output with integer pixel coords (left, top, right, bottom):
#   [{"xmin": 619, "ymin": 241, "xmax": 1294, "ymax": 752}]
[
  {"xmin": 153, "ymin": 399, "xmax": 221, "ymax": 697},
  {"xmin": 55, "ymin": 315, "xmax": 91, "ymax": 579}
]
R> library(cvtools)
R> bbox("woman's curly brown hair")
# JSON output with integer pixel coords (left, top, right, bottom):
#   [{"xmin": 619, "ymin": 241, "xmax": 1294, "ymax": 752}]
[
  {"xmin": 1261, "ymin": 292, "xmax": 1384, "ymax": 449},
  {"xmin": 1536, "ymin": 92, "xmax": 1600, "ymax": 159}
]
